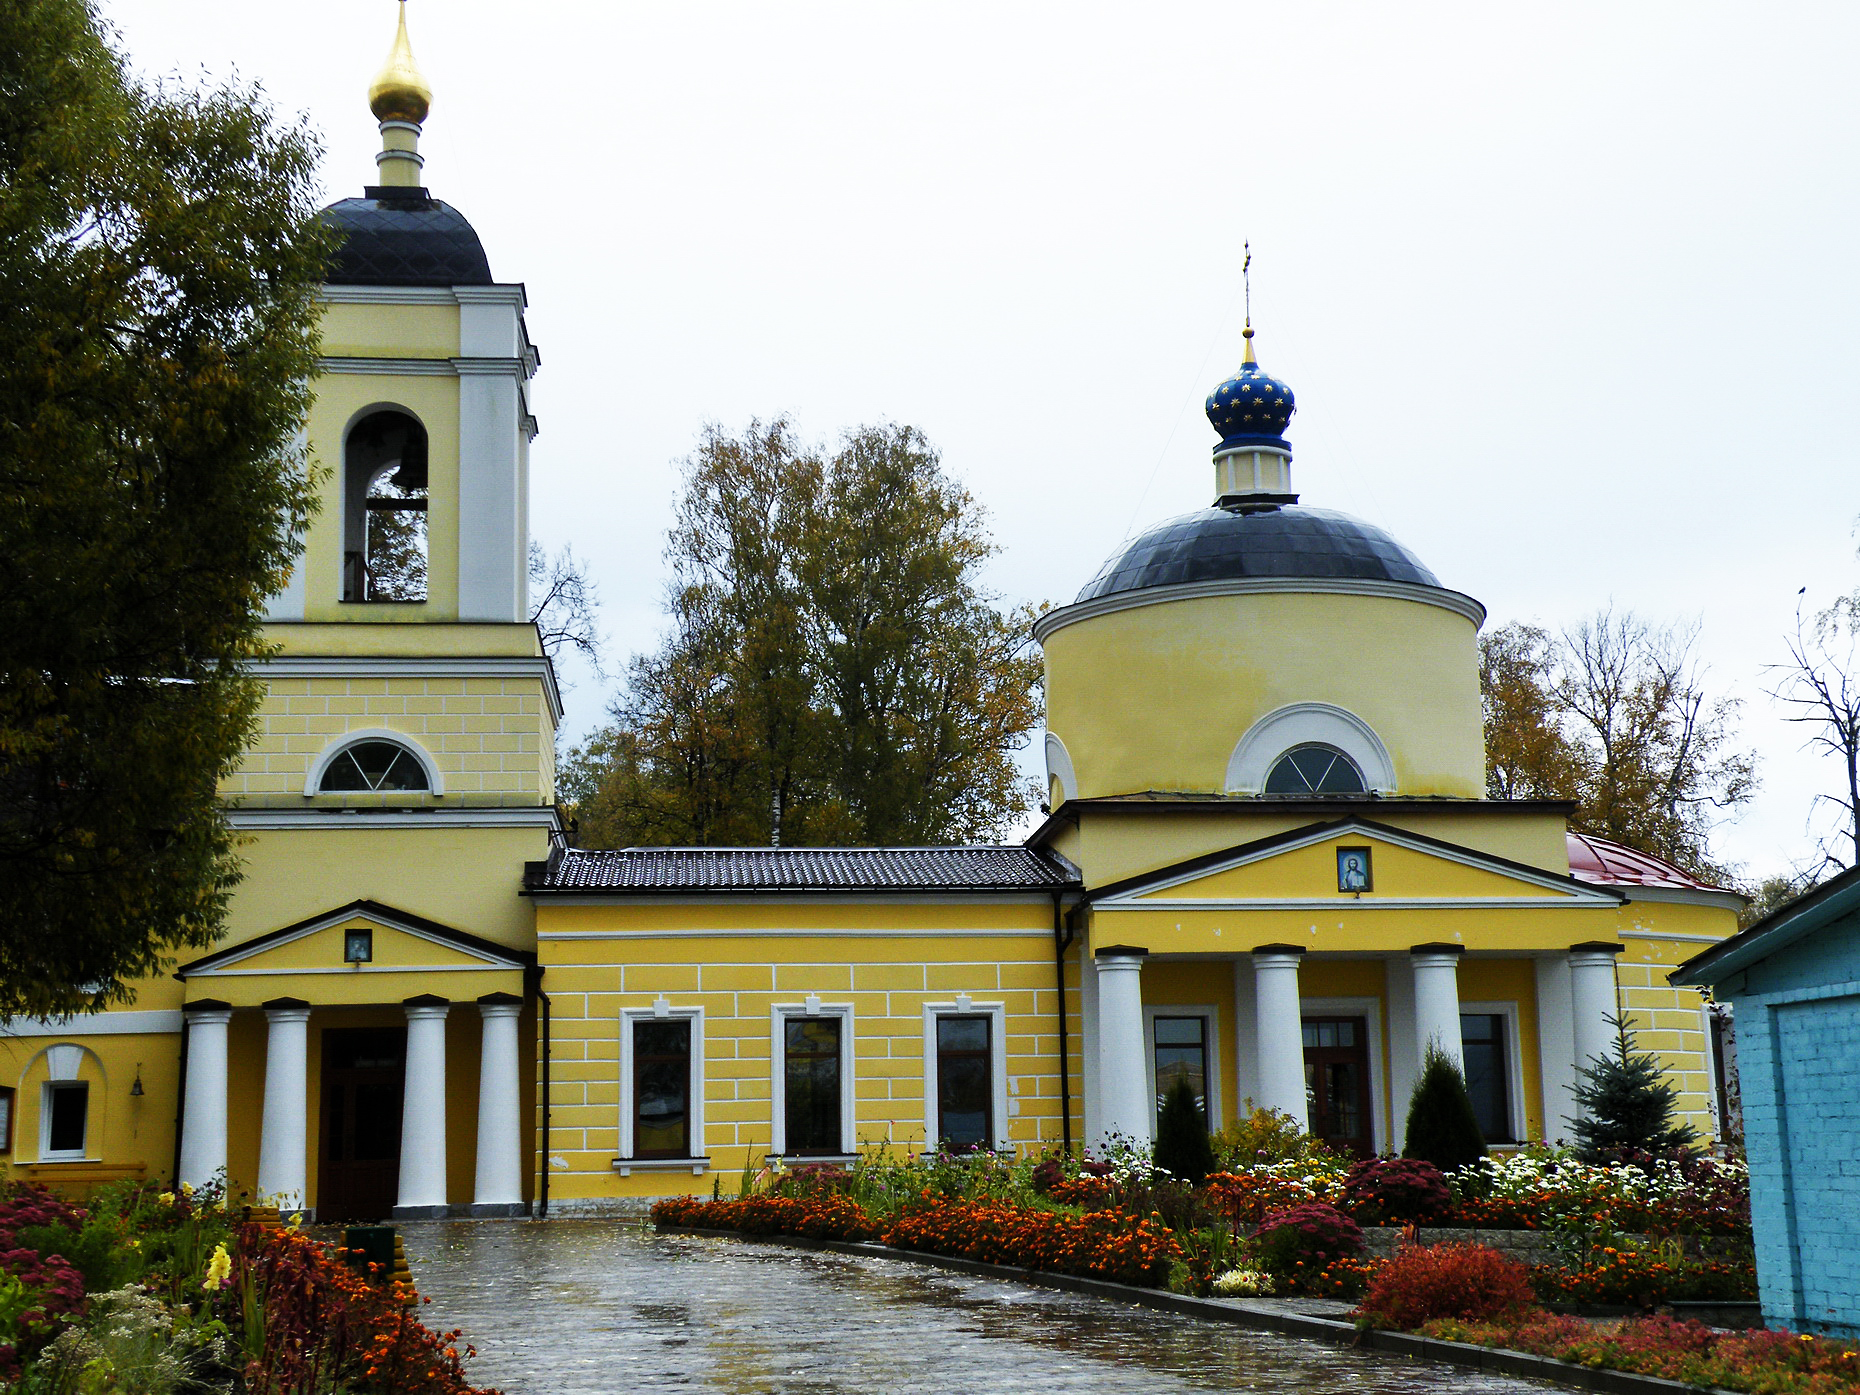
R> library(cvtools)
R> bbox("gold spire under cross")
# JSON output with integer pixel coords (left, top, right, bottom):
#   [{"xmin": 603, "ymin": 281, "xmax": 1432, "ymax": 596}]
[
  {"xmin": 370, "ymin": 2, "xmax": 432, "ymax": 125},
  {"xmin": 1241, "ymin": 242, "xmax": 1256, "ymax": 365}
]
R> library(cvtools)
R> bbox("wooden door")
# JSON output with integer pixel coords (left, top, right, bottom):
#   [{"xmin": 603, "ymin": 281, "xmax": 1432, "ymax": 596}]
[
  {"xmin": 1302, "ymin": 1016, "xmax": 1372, "ymax": 1158},
  {"xmin": 319, "ymin": 1028, "xmax": 405, "ymax": 1222}
]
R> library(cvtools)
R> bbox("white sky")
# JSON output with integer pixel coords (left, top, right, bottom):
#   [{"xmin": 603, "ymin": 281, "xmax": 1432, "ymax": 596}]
[{"xmin": 101, "ymin": 1, "xmax": 1860, "ymax": 880}]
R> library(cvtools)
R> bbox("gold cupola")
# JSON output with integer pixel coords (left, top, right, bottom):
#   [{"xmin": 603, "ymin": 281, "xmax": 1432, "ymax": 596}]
[{"xmin": 368, "ymin": 3, "xmax": 432, "ymax": 187}]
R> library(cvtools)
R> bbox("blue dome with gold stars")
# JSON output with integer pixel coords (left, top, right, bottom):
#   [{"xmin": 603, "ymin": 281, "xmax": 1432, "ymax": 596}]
[{"xmin": 1205, "ymin": 332, "xmax": 1295, "ymax": 450}]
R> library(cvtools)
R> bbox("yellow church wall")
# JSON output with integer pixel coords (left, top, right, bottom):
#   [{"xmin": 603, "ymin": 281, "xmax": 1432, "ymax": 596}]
[
  {"xmin": 317, "ymin": 301, "xmax": 460, "ymax": 360},
  {"xmin": 262, "ymin": 622, "xmax": 546, "ymax": 660},
  {"xmin": 1140, "ymin": 834, "xmax": 1578, "ymax": 902},
  {"xmin": 215, "ymin": 826, "xmax": 548, "ymax": 954},
  {"xmin": 1, "ymin": 1034, "xmax": 180, "ymax": 1189},
  {"xmin": 224, "ymin": 675, "xmax": 552, "ymax": 806},
  {"xmin": 301, "ymin": 373, "xmax": 462, "ymax": 623},
  {"xmin": 1137, "ymin": 959, "xmax": 1243, "ymax": 1126},
  {"xmin": 1042, "ymin": 591, "xmax": 1485, "ymax": 800},
  {"xmin": 1057, "ymin": 804, "xmax": 1573, "ymax": 890},
  {"xmin": 1457, "ymin": 957, "xmax": 1547, "ymax": 1142},
  {"xmin": 537, "ymin": 920, "xmax": 1080, "ymax": 1201}
]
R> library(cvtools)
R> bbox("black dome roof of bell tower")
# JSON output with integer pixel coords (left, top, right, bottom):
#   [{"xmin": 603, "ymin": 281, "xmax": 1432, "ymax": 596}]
[
  {"xmin": 1076, "ymin": 505, "xmax": 1440, "ymax": 603},
  {"xmin": 320, "ymin": 187, "xmax": 493, "ymax": 287}
]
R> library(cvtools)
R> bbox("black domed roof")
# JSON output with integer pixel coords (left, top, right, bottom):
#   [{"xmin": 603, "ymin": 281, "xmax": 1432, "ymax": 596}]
[
  {"xmin": 321, "ymin": 187, "xmax": 492, "ymax": 287},
  {"xmin": 1077, "ymin": 506, "xmax": 1440, "ymax": 603}
]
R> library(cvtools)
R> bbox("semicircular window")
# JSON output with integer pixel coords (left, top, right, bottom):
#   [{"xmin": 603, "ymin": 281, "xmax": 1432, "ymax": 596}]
[
  {"xmin": 1264, "ymin": 744, "xmax": 1366, "ymax": 795},
  {"xmin": 318, "ymin": 740, "xmax": 431, "ymax": 793}
]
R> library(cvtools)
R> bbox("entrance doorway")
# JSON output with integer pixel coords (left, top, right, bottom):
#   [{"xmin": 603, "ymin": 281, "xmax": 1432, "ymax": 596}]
[
  {"xmin": 1302, "ymin": 1016, "xmax": 1372, "ymax": 1157},
  {"xmin": 319, "ymin": 1028, "xmax": 405, "ymax": 1222}
]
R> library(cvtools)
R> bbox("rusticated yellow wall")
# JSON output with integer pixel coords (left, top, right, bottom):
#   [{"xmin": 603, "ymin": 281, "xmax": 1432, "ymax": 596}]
[{"xmin": 1042, "ymin": 590, "xmax": 1485, "ymax": 799}]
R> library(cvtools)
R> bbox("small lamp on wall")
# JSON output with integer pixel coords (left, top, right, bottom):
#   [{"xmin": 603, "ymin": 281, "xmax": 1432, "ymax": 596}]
[{"xmin": 129, "ymin": 1064, "xmax": 144, "ymax": 1097}]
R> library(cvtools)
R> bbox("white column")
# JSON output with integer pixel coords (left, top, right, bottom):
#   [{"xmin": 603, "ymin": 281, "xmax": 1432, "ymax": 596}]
[
  {"xmin": 472, "ymin": 997, "xmax": 525, "ymax": 1215},
  {"xmin": 1231, "ymin": 960, "xmax": 1261, "ymax": 1111},
  {"xmin": 1384, "ymin": 956, "xmax": 1419, "ymax": 1149},
  {"xmin": 178, "ymin": 1006, "xmax": 233, "ymax": 1190},
  {"xmin": 1569, "ymin": 943, "xmax": 1623, "ymax": 1080},
  {"xmin": 1093, "ymin": 947, "xmax": 1150, "ymax": 1148},
  {"xmin": 258, "ymin": 1001, "xmax": 311, "ymax": 1208},
  {"xmin": 1535, "ymin": 955, "xmax": 1580, "ymax": 1140},
  {"xmin": 1252, "ymin": 947, "xmax": 1308, "ymax": 1130},
  {"xmin": 1410, "ymin": 944, "xmax": 1466, "ymax": 1075},
  {"xmin": 397, "ymin": 999, "xmax": 450, "ymax": 1216}
]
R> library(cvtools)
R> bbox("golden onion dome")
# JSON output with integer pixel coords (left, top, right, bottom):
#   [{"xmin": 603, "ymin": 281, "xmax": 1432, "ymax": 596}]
[{"xmin": 368, "ymin": 2, "xmax": 432, "ymax": 125}]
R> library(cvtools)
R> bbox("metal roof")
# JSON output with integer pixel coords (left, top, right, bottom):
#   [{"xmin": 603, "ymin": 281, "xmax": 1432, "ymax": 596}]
[
  {"xmin": 1076, "ymin": 506, "xmax": 1441, "ymax": 604},
  {"xmin": 321, "ymin": 190, "xmax": 493, "ymax": 287},
  {"xmin": 1564, "ymin": 831, "xmax": 1732, "ymax": 893},
  {"xmin": 527, "ymin": 846, "xmax": 1078, "ymax": 893}
]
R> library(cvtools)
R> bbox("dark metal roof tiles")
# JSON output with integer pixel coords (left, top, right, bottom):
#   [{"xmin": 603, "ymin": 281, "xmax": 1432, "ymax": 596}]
[
  {"xmin": 321, "ymin": 194, "xmax": 494, "ymax": 287},
  {"xmin": 530, "ymin": 846, "xmax": 1078, "ymax": 893}
]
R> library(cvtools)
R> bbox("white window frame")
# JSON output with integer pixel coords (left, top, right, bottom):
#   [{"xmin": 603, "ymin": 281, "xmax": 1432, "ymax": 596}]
[
  {"xmin": 615, "ymin": 999, "xmax": 707, "ymax": 1176},
  {"xmin": 1225, "ymin": 702, "xmax": 1397, "ymax": 794},
  {"xmin": 303, "ymin": 729, "xmax": 445, "ymax": 797},
  {"xmin": 39, "ymin": 1081, "xmax": 90, "ymax": 1162},
  {"xmin": 922, "ymin": 998, "xmax": 1010, "ymax": 1152},
  {"xmin": 769, "ymin": 999, "xmax": 856, "ymax": 1162},
  {"xmin": 1143, "ymin": 1003, "xmax": 1223, "ymax": 1131},
  {"xmin": 1300, "ymin": 996, "xmax": 1389, "ymax": 1154},
  {"xmin": 1460, "ymin": 999, "xmax": 1527, "ymax": 1147}
]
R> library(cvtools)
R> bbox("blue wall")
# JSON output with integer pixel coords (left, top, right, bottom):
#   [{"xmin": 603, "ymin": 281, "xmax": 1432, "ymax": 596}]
[{"xmin": 1727, "ymin": 910, "xmax": 1860, "ymax": 1337}]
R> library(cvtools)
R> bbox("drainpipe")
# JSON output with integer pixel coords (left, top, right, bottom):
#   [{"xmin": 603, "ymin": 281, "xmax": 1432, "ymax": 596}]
[
  {"xmin": 1052, "ymin": 892, "xmax": 1077, "ymax": 1154},
  {"xmin": 527, "ymin": 963, "xmax": 552, "ymax": 1219}
]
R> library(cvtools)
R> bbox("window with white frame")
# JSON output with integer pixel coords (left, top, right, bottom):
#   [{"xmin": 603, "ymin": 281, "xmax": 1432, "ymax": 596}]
[
  {"xmin": 1145, "ymin": 1005, "xmax": 1221, "ymax": 1132},
  {"xmin": 40, "ymin": 1081, "xmax": 89, "ymax": 1161},
  {"xmin": 922, "ymin": 1000, "xmax": 1008, "ymax": 1153},
  {"xmin": 618, "ymin": 1003, "xmax": 706, "ymax": 1166},
  {"xmin": 770, "ymin": 1001, "xmax": 855, "ymax": 1159},
  {"xmin": 1459, "ymin": 1003, "xmax": 1524, "ymax": 1145}
]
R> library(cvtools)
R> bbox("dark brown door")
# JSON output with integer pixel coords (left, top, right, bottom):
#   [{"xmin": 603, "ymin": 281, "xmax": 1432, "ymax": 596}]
[
  {"xmin": 1303, "ymin": 1016, "xmax": 1372, "ymax": 1158},
  {"xmin": 319, "ymin": 1028, "xmax": 405, "ymax": 1222}
]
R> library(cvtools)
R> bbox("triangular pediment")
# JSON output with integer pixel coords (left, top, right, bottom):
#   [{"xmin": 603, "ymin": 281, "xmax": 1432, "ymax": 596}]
[
  {"xmin": 1093, "ymin": 819, "xmax": 1622, "ymax": 910},
  {"xmin": 178, "ymin": 900, "xmax": 531, "ymax": 978}
]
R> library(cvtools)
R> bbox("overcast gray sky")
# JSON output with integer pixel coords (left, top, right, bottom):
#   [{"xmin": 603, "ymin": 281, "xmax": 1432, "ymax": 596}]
[{"xmin": 101, "ymin": 1, "xmax": 1860, "ymax": 880}]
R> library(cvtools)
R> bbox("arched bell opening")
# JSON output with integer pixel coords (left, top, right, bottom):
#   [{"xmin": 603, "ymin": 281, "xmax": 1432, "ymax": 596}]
[{"xmin": 343, "ymin": 409, "xmax": 429, "ymax": 603}]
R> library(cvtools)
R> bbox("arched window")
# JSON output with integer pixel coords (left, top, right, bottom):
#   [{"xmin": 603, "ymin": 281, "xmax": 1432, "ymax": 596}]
[
  {"xmin": 343, "ymin": 410, "xmax": 429, "ymax": 602},
  {"xmin": 317, "ymin": 739, "xmax": 432, "ymax": 793},
  {"xmin": 1264, "ymin": 744, "xmax": 1367, "ymax": 795}
]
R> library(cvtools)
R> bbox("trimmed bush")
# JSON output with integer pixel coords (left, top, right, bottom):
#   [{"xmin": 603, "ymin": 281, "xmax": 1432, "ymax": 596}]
[
  {"xmin": 1154, "ymin": 1076, "xmax": 1216, "ymax": 1185},
  {"xmin": 1251, "ymin": 1201, "xmax": 1363, "ymax": 1273},
  {"xmin": 1572, "ymin": 1015, "xmax": 1699, "ymax": 1164},
  {"xmin": 1402, "ymin": 1045, "xmax": 1487, "ymax": 1173},
  {"xmin": 1356, "ymin": 1241, "xmax": 1539, "ymax": 1330},
  {"xmin": 1341, "ymin": 1156, "xmax": 1451, "ymax": 1225}
]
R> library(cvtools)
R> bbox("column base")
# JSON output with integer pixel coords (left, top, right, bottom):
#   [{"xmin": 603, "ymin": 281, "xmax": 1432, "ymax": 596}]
[
  {"xmin": 465, "ymin": 1201, "xmax": 531, "ymax": 1218},
  {"xmin": 391, "ymin": 1204, "xmax": 451, "ymax": 1220}
]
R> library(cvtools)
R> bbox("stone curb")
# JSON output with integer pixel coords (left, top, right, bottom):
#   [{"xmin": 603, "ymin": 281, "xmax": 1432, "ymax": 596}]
[{"xmin": 655, "ymin": 1223, "xmax": 1740, "ymax": 1395}]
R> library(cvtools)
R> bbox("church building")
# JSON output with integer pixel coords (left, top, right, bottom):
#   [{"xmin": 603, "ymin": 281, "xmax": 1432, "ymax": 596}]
[{"xmin": 0, "ymin": 9, "xmax": 1741, "ymax": 1217}]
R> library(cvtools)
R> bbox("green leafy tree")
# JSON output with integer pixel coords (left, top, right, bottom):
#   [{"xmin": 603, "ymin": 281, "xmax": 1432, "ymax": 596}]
[
  {"xmin": 563, "ymin": 418, "xmax": 1045, "ymax": 847},
  {"xmin": 1402, "ymin": 1046, "xmax": 1487, "ymax": 1173},
  {"xmin": 1153, "ymin": 1076, "xmax": 1215, "ymax": 1185},
  {"xmin": 0, "ymin": 0, "xmax": 333, "ymax": 1017},
  {"xmin": 1479, "ymin": 611, "xmax": 1756, "ymax": 882},
  {"xmin": 1570, "ymin": 1014, "xmax": 1699, "ymax": 1164}
]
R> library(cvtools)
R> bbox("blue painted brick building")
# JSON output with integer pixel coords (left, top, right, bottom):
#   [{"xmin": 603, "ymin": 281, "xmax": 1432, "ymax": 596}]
[{"xmin": 1675, "ymin": 866, "xmax": 1860, "ymax": 1337}]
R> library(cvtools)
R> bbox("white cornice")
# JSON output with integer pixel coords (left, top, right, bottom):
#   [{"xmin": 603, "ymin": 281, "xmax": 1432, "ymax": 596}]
[
  {"xmin": 254, "ymin": 654, "xmax": 563, "ymax": 725},
  {"xmin": 1033, "ymin": 576, "xmax": 1487, "ymax": 644},
  {"xmin": 319, "ymin": 284, "xmax": 527, "ymax": 308},
  {"xmin": 1, "ymin": 1010, "xmax": 183, "ymax": 1038},
  {"xmin": 1102, "ymin": 896, "xmax": 1614, "ymax": 912},
  {"xmin": 538, "ymin": 923, "xmax": 1047, "ymax": 938},
  {"xmin": 316, "ymin": 355, "xmax": 534, "ymax": 384},
  {"xmin": 1616, "ymin": 885, "xmax": 1748, "ymax": 911},
  {"xmin": 226, "ymin": 807, "xmax": 560, "ymax": 831}
]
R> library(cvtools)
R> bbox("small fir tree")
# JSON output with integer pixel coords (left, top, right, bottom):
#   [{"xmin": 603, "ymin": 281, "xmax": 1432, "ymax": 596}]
[
  {"xmin": 1402, "ymin": 1045, "xmax": 1487, "ymax": 1173},
  {"xmin": 1571, "ymin": 1015, "xmax": 1699, "ymax": 1163},
  {"xmin": 1153, "ymin": 1076, "xmax": 1216, "ymax": 1185}
]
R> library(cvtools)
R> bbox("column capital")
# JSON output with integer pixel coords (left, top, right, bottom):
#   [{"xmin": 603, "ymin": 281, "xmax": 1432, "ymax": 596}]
[
  {"xmin": 1093, "ymin": 944, "xmax": 1148, "ymax": 961},
  {"xmin": 184, "ymin": 1004, "xmax": 233, "ymax": 1026},
  {"xmin": 403, "ymin": 994, "xmax": 451, "ymax": 1022},
  {"xmin": 1569, "ymin": 941, "xmax": 1625, "ymax": 955},
  {"xmin": 1409, "ymin": 942, "xmax": 1466, "ymax": 957},
  {"xmin": 262, "ymin": 997, "xmax": 312, "ymax": 1024},
  {"xmin": 477, "ymin": 998, "xmax": 523, "ymax": 1021},
  {"xmin": 1251, "ymin": 943, "xmax": 1306, "ymax": 959}
]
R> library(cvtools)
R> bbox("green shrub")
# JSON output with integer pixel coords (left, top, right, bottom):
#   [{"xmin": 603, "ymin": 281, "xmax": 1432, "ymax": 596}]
[
  {"xmin": 1403, "ymin": 1046, "xmax": 1487, "ymax": 1173},
  {"xmin": 14, "ymin": 1217, "xmax": 140, "ymax": 1293},
  {"xmin": 1154, "ymin": 1076, "xmax": 1216, "ymax": 1185},
  {"xmin": 1214, "ymin": 1105, "xmax": 1327, "ymax": 1168},
  {"xmin": 1356, "ymin": 1242, "xmax": 1539, "ymax": 1329},
  {"xmin": 1571, "ymin": 1016, "xmax": 1699, "ymax": 1164}
]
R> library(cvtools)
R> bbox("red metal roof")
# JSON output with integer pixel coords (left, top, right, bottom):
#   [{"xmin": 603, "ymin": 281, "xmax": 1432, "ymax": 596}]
[{"xmin": 1565, "ymin": 831, "xmax": 1729, "ymax": 893}]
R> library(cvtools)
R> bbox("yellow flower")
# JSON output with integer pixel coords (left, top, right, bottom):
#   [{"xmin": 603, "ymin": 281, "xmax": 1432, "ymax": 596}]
[
  {"xmin": 179, "ymin": 1182, "xmax": 195, "ymax": 1197},
  {"xmin": 286, "ymin": 1212, "xmax": 304, "ymax": 1230},
  {"xmin": 203, "ymin": 1242, "xmax": 232, "ymax": 1292},
  {"xmin": 157, "ymin": 1191, "xmax": 175, "ymax": 1206}
]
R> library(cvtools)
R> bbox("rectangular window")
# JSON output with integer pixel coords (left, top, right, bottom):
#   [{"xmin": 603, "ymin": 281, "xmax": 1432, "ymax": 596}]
[
  {"xmin": 1301, "ymin": 1016, "xmax": 1370, "ymax": 1157},
  {"xmin": 1460, "ymin": 1012, "xmax": 1513, "ymax": 1143},
  {"xmin": 632, "ymin": 1019, "xmax": 691, "ymax": 1159},
  {"xmin": 935, "ymin": 1015, "xmax": 992, "ymax": 1151},
  {"xmin": 784, "ymin": 1017, "xmax": 843, "ymax": 1156},
  {"xmin": 44, "ymin": 1082, "xmax": 88, "ymax": 1158},
  {"xmin": 0, "ymin": 1086, "xmax": 14, "ymax": 1154},
  {"xmin": 1153, "ymin": 1016, "xmax": 1208, "ymax": 1124}
]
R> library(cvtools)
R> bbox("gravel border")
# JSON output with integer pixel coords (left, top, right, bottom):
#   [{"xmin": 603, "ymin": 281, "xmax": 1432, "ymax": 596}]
[{"xmin": 656, "ymin": 1223, "xmax": 1742, "ymax": 1395}]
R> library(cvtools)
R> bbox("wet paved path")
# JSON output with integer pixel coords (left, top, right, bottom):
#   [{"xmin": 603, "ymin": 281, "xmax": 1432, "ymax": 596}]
[{"xmin": 403, "ymin": 1220, "xmax": 1551, "ymax": 1395}]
